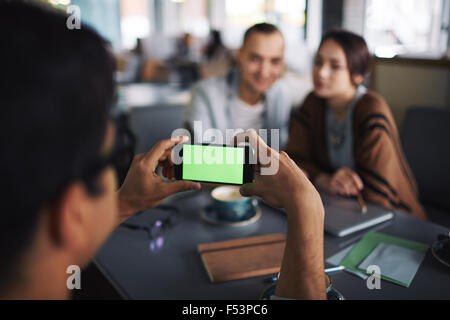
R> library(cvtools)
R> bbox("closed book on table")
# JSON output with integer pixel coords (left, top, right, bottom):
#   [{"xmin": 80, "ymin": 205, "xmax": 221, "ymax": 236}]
[{"xmin": 198, "ymin": 233, "xmax": 286, "ymax": 283}]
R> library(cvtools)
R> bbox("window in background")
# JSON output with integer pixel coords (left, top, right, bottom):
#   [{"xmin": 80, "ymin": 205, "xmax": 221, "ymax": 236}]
[
  {"xmin": 29, "ymin": 0, "xmax": 70, "ymax": 11},
  {"xmin": 46, "ymin": 0, "xmax": 71, "ymax": 8},
  {"xmin": 70, "ymin": 0, "xmax": 122, "ymax": 49},
  {"xmin": 155, "ymin": 0, "xmax": 209, "ymax": 38},
  {"xmin": 364, "ymin": 0, "xmax": 450, "ymax": 58},
  {"xmin": 273, "ymin": 0, "xmax": 307, "ymax": 44},
  {"xmin": 120, "ymin": 0, "xmax": 153, "ymax": 50},
  {"xmin": 34, "ymin": 0, "xmax": 124, "ymax": 50},
  {"xmin": 136, "ymin": 0, "xmax": 208, "ymax": 64},
  {"xmin": 178, "ymin": 0, "xmax": 209, "ymax": 37},
  {"xmin": 223, "ymin": 0, "xmax": 307, "ymax": 48}
]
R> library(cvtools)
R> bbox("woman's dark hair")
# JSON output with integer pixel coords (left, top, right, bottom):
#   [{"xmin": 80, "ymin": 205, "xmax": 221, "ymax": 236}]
[
  {"xmin": 0, "ymin": 1, "xmax": 115, "ymax": 294},
  {"xmin": 205, "ymin": 30, "xmax": 224, "ymax": 60},
  {"xmin": 319, "ymin": 29, "xmax": 372, "ymax": 78}
]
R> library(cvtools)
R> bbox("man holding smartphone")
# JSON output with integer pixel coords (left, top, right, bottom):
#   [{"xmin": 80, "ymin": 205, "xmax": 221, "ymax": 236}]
[
  {"xmin": 0, "ymin": 2, "xmax": 324, "ymax": 300},
  {"xmin": 186, "ymin": 23, "xmax": 292, "ymax": 149}
]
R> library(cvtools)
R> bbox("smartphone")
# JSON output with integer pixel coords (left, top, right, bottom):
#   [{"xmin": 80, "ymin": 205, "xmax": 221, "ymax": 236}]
[{"xmin": 174, "ymin": 144, "xmax": 254, "ymax": 185}]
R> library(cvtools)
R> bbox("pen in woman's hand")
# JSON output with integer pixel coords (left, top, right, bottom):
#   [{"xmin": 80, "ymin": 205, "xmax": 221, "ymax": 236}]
[
  {"xmin": 351, "ymin": 178, "xmax": 367, "ymax": 214},
  {"xmin": 356, "ymin": 191, "xmax": 367, "ymax": 214}
]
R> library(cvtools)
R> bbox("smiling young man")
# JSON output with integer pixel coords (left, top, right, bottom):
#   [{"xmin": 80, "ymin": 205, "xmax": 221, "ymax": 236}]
[
  {"xmin": 186, "ymin": 23, "xmax": 292, "ymax": 149},
  {"xmin": 0, "ymin": 2, "xmax": 325, "ymax": 300}
]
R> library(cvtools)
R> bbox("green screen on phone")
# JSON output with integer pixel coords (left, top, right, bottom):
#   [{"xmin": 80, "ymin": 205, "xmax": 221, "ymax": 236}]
[{"xmin": 182, "ymin": 144, "xmax": 244, "ymax": 184}]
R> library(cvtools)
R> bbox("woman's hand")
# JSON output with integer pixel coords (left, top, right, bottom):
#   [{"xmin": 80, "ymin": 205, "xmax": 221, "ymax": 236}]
[{"xmin": 315, "ymin": 167, "xmax": 363, "ymax": 196}]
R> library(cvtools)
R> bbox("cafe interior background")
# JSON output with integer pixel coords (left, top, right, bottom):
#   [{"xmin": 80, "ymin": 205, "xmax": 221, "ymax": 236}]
[{"xmin": 30, "ymin": 0, "xmax": 449, "ymax": 299}]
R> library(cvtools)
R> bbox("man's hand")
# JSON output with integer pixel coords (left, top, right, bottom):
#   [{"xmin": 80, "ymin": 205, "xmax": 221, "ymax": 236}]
[
  {"xmin": 234, "ymin": 131, "xmax": 322, "ymax": 213},
  {"xmin": 234, "ymin": 130, "xmax": 325, "ymax": 300},
  {"xmin": 117, "ymin": 136, "xmax": 201, "ymax": 222}
]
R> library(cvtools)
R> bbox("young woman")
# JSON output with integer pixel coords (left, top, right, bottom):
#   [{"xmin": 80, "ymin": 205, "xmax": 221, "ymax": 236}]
[{"xmin": 285, "ymin": 30, "xmax": 427, "ymax": 220}]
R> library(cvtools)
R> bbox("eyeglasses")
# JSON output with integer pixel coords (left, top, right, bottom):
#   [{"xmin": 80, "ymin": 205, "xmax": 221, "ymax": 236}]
[
  {"xmin": 81, "ymin": 114, "xmax": 136, "ymax": 191},
  {"xmin": 431, "ymin": 232, "xmax": 450, "ymax": 267},
  {"xmin": 119, "ymin": 205, "xmax": 179, "ymax": 253},
  {"xmin": 46, "ymin": 114, "xmax": 136, "ymax": 202}
]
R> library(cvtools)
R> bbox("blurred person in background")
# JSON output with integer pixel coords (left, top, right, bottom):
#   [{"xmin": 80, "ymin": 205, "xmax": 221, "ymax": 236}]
[
  {"xmin": 117, "ymin": 38, "xmax": 145, "ymax": 83},
  {"xmin": 199, "ymin": 29, "xmax": 235, "ymax": 79},
  {"xmin": 285, "ymin": 30, "xmax": 427, "ymax": 220},
  {"xmin": 167, "ymin": 33, "xmax": 200, "ymax": 88}
]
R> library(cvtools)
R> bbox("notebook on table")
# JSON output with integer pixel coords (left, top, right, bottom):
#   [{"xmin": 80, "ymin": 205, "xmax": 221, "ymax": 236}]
[
  {"xmin": 198, "ymin": 233, "xmax": 285, "ymax": 283},
  {"xmin": 321, "ymin": 193, "xmax": 394, "ymax": 237}
]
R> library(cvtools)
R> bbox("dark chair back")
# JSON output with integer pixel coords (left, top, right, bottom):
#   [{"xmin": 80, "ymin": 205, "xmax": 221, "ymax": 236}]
[
  {"xmin": 129, "ymin": 104, "xmax": 187, "ymax": 154},
  {"xmin": 401, "ymin": 106, "xmax": 450, "ymax": 211}
]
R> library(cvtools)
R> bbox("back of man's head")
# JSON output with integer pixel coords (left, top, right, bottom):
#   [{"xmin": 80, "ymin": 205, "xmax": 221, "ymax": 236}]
[{"xmin": 0, "ymin": 1, "xmax": 115, "ymax": 294}]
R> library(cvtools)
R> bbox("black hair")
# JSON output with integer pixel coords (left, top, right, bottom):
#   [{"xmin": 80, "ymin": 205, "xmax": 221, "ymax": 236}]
[
  {"xmin": 319, "ymin": 29, "xmax": 372, "ymax": 78},
  {"xmin": 242, "ymin": 23, "xmax": 282, "ymax": 46},
  {"xmin": 205, "ymin": 30, "xmax": 224, "ymax": 60},
  {"xmin": 0, "ymin": 1, "xmax": 115, "ymax": 294}
]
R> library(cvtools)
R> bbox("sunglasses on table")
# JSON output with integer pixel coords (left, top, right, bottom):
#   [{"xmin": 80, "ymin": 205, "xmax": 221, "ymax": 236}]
[
  {"xmin": 431, "ymin": 232, "xmax": 450, "ymax": 268},
  {"xmin": 119, "ymin": 204, "xmax": 180, "ymax": 253}
]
